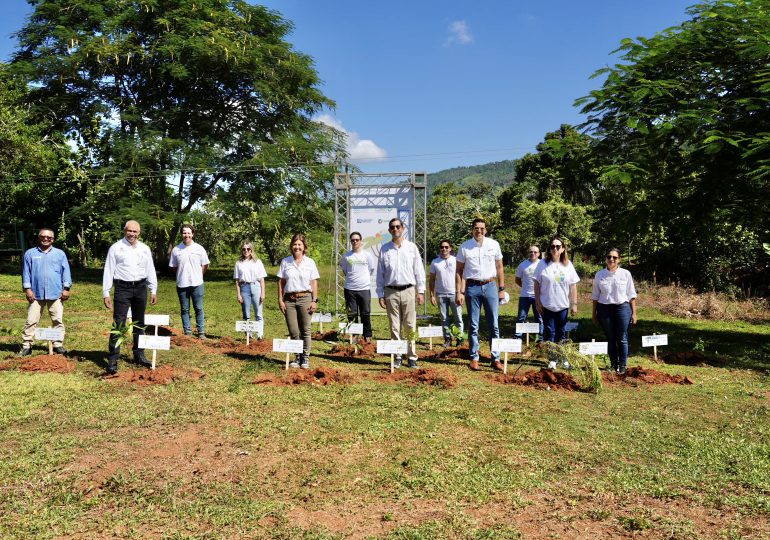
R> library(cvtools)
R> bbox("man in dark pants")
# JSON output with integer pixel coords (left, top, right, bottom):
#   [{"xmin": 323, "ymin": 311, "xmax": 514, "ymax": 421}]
[
  {"xmin": 340, "ymin": 231, "xmax": 375, "ymax": 342},
  {"xmin": 102, "ymin": 220, "xmax": 158, "ymax": 374}
]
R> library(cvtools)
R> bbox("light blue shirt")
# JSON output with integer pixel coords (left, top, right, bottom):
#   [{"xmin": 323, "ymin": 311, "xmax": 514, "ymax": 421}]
[{"xmin": 22, "ymin": 246, "xmax": 72, "ymax": 300}]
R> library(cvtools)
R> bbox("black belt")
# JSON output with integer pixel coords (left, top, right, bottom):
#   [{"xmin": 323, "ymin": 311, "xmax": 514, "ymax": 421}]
[
  {"xmin": 467, "ymin": 279, "xmax": 495, "ymax": 286},
  {"xmin": 386, "ymin": 284, "xmax": 414, "ymax": 291},
  {"xmin": 114, "ymin": 278, "xmax": 147, "ymax": 286}
]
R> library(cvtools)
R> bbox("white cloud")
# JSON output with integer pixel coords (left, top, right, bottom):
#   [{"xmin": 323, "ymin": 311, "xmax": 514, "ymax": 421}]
[
  {"xmin": 316, "ymin": 114, "xmax": 387, "ymax": 161},
  {"xmin": 445, "ymin": 20, "xmax": 473, "ymax": 46}
]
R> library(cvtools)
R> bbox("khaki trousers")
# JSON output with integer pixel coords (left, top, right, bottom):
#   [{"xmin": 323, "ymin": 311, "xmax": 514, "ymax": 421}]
[
  {"xmin": 22, "ymin": 299, "xmax": 64, "ymax": 348},
  {"xmin": 283, "ymin": 295, "xmax": 312, "ymax": 359},
  {"xmin": 384, "ymin": 286, "xmax": 417, "ymax": 360}
]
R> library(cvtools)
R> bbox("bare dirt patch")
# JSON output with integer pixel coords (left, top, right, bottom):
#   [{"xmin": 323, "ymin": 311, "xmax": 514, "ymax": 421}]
[
  {"xmin": 603, "ymin": 366, "xmax": 693, "ymax": 385},
  {"xmin": 661, "ymin": 350, "xmax": 723, "ymax": 367},
  {"xmin": 252, "ymin": 366, "xmax": 358, "ymax": 386},
  {"xmin": 493, "ymin": 368, "xmax": 582, "ymax": 391},
  {"xmin": 418, "ymin": 344, "xmax": 470, "ymax": 361},
  {"xmin": 0, "ymin": 353, "xmax": 75, "ymax": 374},
  {"xmin": 312, "ymin": 330, "xmax": 338, "ymax": 341},
  {"xmin": 328, "ymin": 340, "xmax": 378, "ymax": 359},
  {"xmin": 376, "ymin": 367, "xmax": 458, "ymax": 389},
  {"xmin": 103, "ymin": 365, "xmax": 205, "ymax": 385}
]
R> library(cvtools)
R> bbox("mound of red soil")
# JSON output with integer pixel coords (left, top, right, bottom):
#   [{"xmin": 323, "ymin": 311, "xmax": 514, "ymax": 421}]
[
  {"xmin": 419, "ymin": 344, "xmax": 470, "ymax": 361},
  {"xmin": 377, "ymin": 367, "xmax": 458, "ymax": 389},
  {"xmin": 312, "ymin": 330, "xmax": 338, "ymax": 341},
  {"xmin": 494, "ymin": 368, "xmax": 582, "ymax": 391},
  {"xmin": 0, "ymin": 354, "xmax": 75, "ymax": 374},
  {"xmin": 662, "ymin": 350, "xmax": 710, "ymax": 366},
  {"xmin": 329, "ymin": 340, "xmax": 378, "ymax": 358},
  {"xmin": 252, "ymin": 366, "xmax": 356, "ymax": 386},
  {"xmin": 604, "ymin": 367, "xmax": 693, "ymax": 385},
  {"xmin": 104, "ymin": 365, "xmax": 205, "ymax": 385}
]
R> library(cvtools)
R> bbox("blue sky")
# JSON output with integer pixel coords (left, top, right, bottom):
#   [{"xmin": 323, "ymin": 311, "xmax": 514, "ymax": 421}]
[{"xmin": 1, "ymin": 0, "xmax": 695, "ymax": 173}]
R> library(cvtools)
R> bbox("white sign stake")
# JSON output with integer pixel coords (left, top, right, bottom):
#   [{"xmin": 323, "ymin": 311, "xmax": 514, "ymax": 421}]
[
  {"xmin": 418, "ymin": 326, "xmax": 443, "ymax": 350},
  {"xmin": 34, "ymin": 328, "xmax": 65, "ymax": 356},
  {"xmin": 272, "ymin": 339, "xmax": 304, "ymax": 370},
  {"xmin": 492, "ymin": 338, "xmax": 523, "ymax": 374},
  {"xmin": 235, "ymin": 320, "xmax": 264, "ymax": 345},
  {"xmin": 516, "ymin": 323, "xmax": 540, "ymax": 347},
  {"xmin": 377, "ymin": 340, "xmax": 408, "ymax": 373},
  {"xmin": 312, "ymin": 312, "xmax": 333, "ymax": 333},
  {"xmin": 143, "ymin": 314, "xmax": 170, "ymax": 369},
  {"xmin": 642, "ymin": 333, "xmax": 668, "ymax": 362},
  {"xmin": 339, "ymin": 322, "xmax": 364, "ymax": 345}
]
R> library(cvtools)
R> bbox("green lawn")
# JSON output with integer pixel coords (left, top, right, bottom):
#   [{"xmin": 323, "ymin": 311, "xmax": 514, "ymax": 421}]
[{"xmin": 1, "ymin": 267, "xmax": 768, "ymax": 539}]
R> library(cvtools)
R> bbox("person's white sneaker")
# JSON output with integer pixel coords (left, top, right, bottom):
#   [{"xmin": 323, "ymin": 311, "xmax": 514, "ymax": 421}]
[
  {"xmin": 562, "ymin": 360, "xmax": 571, "ymax": 370},
  {"xmin": 288, "ymin": 361, "xmax": 300, "ymax": 369},
  {"xmin": 547, "ymin": 360, "xmax": 557, "ymax": 370}
]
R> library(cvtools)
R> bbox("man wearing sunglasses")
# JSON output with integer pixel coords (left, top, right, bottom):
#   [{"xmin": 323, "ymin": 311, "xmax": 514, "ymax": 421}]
[
  {"xmin": 376, "ymin": 218, "xmax": 425, "ymax": 368},
  {"xmin": 514, "ymin": 245, "xmax": 544, "ymax": 342},
  {"xmin": 20, "ymin": 228, "xmax": 72, "ymax": 356},
  {"xmin": 429, "ymin": 240, "xmax": 463, "ymax": 347},
  {"xmin": 341, "ymin": 231, "xmax": 375, "ymax": 342},
  {"xmin": 455, "ymin": 218, "xmax": 506, "ymax": 371}
]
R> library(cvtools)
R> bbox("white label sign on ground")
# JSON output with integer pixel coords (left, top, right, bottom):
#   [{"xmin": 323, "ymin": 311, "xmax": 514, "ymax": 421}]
[
  {"xmin": 564, "ymin": 322, "xmax": 580, "ymax": 332},
  {"xmin": 377, "ymin": 340, "xmax": 408, "ymax": 355},
  {"xmin": 418, "ymin": 326, "xmax": 444, "ymax": 338},
  {"xmin": 235, "ymin": 320, "xmax": 264, "ymax": 333},
  {"xmin": 642, "ymin": 334, "xmax": 669, "ymax": 347},
  {"xmin": 34, "ymin": 328, "xmax": 64, "ymax": 341},
  {"xmin": 492, "ymin": 338, "xmax": 523, "ymax": 353},
  {"xmin": 339, "ymin": 322, "xmax": 364, "ymax": 335},
  {"xmin": 312, "ymin": 312, "xmax": 333, "ymax": 323},
  {"xmin": 144, "ymin": 314, "xmax": 170, "ymax": 326},
  {"xmin": 138, "ymin": 335, "xmax": 171, "ymax": 350},
  {"xmin": 516, "ymin": 323, "xmax": 540, "ymax": 334},
  {"xmin": 579, "ymin": 342, "xmax": 608, "ymax": 355},
  {"xmin": 272, "ymin": 339, "xmax": 304, "ymax": 353}
]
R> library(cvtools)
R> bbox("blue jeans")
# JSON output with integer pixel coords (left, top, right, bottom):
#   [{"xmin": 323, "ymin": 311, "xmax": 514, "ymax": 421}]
[
  {"xmin": 240, "ymin": 282, "xmax": 263, "ymax": 322},
  {"xmin": 542, "ymin": 307, "xmax": 568, "ymax": 343},
  {"xmin": 467, "ymin": 282, "xmax": 500, "ymax": 361},
  {"xmin": 596, "ymin": 302, "xmax": 632, "ymax": 370},
  {"xmin": 177, "ymin": 284, "xmax": 205, "ymax": 335},
  {"xmin": 515, "ymin": 296, "xmax": 543, "ymax": 341},
  {"xmin": 437, "ymin": 294, "xmax": 463, "ymax": 340}
]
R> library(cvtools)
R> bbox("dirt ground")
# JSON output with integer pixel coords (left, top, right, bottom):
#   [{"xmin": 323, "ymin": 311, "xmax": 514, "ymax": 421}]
[
  {"xmin": 103, "ymin": 365, "xmax": 205, "ymax": 385},
  {"xmin": 252, "ymin": 366, "xmax": 358, "ymax": 386},
  {"xmin": 375, "ymin": 367, "xmax": 458, "ymax": 389},
  {"xmin": 329, "ymin": 340, "xmax": 378, "ymax": 358},
  {"xmin": 604, "ymin": 366, "xmax": 694, "ymax": 385},
  {"xmin": 493, "ymin": 368, "xmax": 583, "ymax": 391},
  {"xmin": 0, "ymin": 353, "xmax": 75, "ymax": 374}
]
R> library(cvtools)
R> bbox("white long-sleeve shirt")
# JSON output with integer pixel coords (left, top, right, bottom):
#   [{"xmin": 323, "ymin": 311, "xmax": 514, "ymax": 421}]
[
  {"xmin": 376, "ymin": 239, "xmax": 425, "ymax": 297},
  {"xmin": 102, "ymin": 238, "xmax": 158, "ymax": 297}
]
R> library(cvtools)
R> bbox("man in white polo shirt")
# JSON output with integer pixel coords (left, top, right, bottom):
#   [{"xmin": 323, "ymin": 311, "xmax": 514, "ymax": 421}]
[
  {"xmin": 103, "ymin": 220, "xmax": 158, "ymax": 374},
  {"xmin": 341, "ymin": 231, "xmax": 375, "ymax": 342},
  {"xmin": 376, "ymin": 218, "xmax": 425, "ymax": 369},
  {"xmin": 455, "ymin": 217, "xmax": 506, "ymax": 371},
  {"xmin": 169, "ymin": 224, "xmax": 210, "ymax": 338}
]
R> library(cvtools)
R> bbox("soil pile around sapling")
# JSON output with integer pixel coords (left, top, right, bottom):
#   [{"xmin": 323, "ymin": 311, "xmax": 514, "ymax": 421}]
[
  {"xmin": 0, "ymin": 354, "xmax": 75, "ymax": 374},
  {"xmin": 104, "ymin": 365, "xmax": 205, "ymax": 385},
  {"xmin": 603, "ymin": 367, "xmax": 693, "ymax": 385},
  {"xmin": 661, "ymin": 350, "xmax": 717, "ymax": 367},
  {"xmin": 494, "ymin": 368, "xmax": 582, "ymax": 391},
  {"xmin": 171, "ymin": 333, "xmax": 274, "ymax": 356},
  {"xmin": 312, "ymin": 330, "xmax": 338, "ymax": 341},
  {"xmin": 419, "ymin": 344, "xmax": 470, "ymax": 361},
  {"xmin": 252, "ymin": 366, "xmax": 356, "ymax": 386},
  {"xmin": 329, "ymin": 340, "xmax": 377, "ymax": 358},
  {"xmin": 377, "ymin": 367, "xmax": 458, "ymax": 389}
]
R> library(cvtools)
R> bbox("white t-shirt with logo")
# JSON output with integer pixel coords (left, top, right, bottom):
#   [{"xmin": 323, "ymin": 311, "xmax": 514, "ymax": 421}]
[
  {"xmin": 515, "ymin": 259, "xmax": 543, "ymax": 298},
  {"xmin": 591, "ymin": 267, "xmax": 637, "ymax": 305},
  {"xmin": 430, "ymin": 255, "xmax": 457, "ymax": 295},
  {"xmin": 533, "ymin": 261, "xmax": 580, "ymax": 312},
  {"xmin": 341, "ymin": 250, "xmax": 375, "ymax": 291},
  {"xmin": 169, "ymin": 241, "xmax": 210, "ymax": 288}
]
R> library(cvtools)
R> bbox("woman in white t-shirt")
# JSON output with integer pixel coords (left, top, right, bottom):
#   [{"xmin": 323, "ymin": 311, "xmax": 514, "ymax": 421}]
[
  {"xmin": 591, "ymin": 247, "xmax": 637, "ymax": 374},
  {"xmin": 277, "ymin": 233, "xmax": 320, "ymax": 369},
  {"xmin": 233, "ymin": 241, "xmax": 267, "ymax": 338},
  {"xmin": 534, "ymin": 236, "xmax": 580, "ymax": 350}
]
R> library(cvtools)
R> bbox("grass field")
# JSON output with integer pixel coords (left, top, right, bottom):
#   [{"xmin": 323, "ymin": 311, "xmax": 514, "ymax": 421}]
[{"xmin": 1, "ymin": 265, "xmax": 769, "ymax": 539}]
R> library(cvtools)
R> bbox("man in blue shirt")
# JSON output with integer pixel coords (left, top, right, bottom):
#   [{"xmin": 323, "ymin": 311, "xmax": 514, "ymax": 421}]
[{"xmin": 20, "ymin": 228, "xmax": 72, "ymax": 356}]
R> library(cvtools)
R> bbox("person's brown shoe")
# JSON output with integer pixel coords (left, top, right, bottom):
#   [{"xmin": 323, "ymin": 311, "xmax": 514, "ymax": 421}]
[
  {"xmin": 491, "ymin": 360, "xmax": 504, "ymax": 371},
  {"xmin": 469, "ymin": 359, "xmax": 480, "ymax": 371}
]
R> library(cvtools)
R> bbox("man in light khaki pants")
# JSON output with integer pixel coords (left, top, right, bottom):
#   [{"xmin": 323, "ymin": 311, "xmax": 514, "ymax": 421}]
[
  {"xmin": 376, "ymin": 218, "xmax": 425, "ymax": 369},
  {"xmin": 20, "ymin": 228, "xmax": 72, "ymax": 356}
]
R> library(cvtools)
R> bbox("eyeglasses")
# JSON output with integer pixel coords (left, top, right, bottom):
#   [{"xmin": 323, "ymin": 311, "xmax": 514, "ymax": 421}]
[
  {"xmin": 606, "ymin": 255, "xmax": 619, "ymax": 260},
  {"xmin": 389, "ymin": 225, "xmax": 402, "ymax": 230},
  {"xmin": 242, "ymin": 247, "xmax": 251, "ymax": 251},
  {"xmin": 549, "ymin": 244, "xmax": 563, "ymax": 250},
  {"xmin": 351, "ymin": 238, "xmax": 361, "ymax": 242},
  {"xmin": 39, "ymin": 235, "xmax": 54, "ymax": 240},
  {"xmin": 528, "ymin": 251, "xmax": 539, "ymax": 254},
  {"xmin": 440, "ymin": 245, "xmax": 451, "ymax": 249}
]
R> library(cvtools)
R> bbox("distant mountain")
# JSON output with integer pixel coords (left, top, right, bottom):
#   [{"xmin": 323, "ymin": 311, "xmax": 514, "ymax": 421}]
[{"xmin": 428, "ymin": 160, "xmax": 516, "ymax": 192}]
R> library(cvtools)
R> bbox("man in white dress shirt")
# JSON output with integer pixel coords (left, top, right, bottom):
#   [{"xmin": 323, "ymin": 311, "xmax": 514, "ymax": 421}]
[
  {"xmin": 103, "ymin": 220, "xmax": 158, "ymax": 374},
  {"xmin": 376, "ymin": 218, "xmax": 425, "ymax": 368},
  {"xmin": 169, "ymin": 224, "xmax": 210, "ymax": 338},
  {"xmin": 455, "ymin": 218, "xmax": 506, "ymax": 371}
]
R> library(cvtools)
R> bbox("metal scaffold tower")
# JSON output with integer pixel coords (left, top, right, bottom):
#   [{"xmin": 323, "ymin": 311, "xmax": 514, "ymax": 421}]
[{"xmin": 333, "ymin": 172, "xmax": 428, "ymax": 317}]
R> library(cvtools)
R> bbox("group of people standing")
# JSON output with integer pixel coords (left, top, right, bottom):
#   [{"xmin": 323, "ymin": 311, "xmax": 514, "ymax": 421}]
[{"xmin": 19, "ymin": 218, "xmax": 638, "ymax": 376}]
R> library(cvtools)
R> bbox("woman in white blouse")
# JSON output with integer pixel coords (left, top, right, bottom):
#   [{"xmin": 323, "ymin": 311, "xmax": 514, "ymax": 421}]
[
  {"xmin": 233, "ymin": 242, "xmax": 267, "ymax": 338},
  {"xmin": 277, "ymin": 234, "xmax": 320, "ymax": 369},
  {"xmin": 592, "ymin": 247, "xmax": 637, "ymax": 374},
  {"xmin": 534, "ymin": 236, "xmax": 580, "ymax": 347}
]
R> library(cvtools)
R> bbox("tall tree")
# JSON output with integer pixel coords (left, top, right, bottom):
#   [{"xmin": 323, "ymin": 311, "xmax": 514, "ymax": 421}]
[
  {"xmin": 576, "ymin": 0, "xmax": 770, "ymax": 291},
  {"xmin": 12, "ymin": 0, "xmax": 343, "ymax": 261}
]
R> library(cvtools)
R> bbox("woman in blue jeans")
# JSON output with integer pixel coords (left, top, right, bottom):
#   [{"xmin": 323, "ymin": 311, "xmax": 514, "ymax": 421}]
[
  {"xmin": 233, "ymin": 242, "xmax": 267, "ymax": 338},
  {"xmin": 591, "ymin": 247, "xmax": 638, "ymax": 374}
]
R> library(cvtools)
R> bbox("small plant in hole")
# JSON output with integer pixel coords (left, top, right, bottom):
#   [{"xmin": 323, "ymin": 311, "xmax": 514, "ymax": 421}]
[
  {"xmin": 692, "ymin": 337, "xmax": 706, "ymax": 352},
  {"xmin": 448, "ymin": 324, "xmax": 467, "ymax": 344},
  {"xmin": 110, "ymin": 320, "xmax": 143, "ymax": 350}
]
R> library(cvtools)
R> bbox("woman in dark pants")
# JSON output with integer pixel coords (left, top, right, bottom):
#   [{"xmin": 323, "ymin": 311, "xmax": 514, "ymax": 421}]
[{"xmin": 592, "ymin": 247, "xmax": 638, "ymax": 374}]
